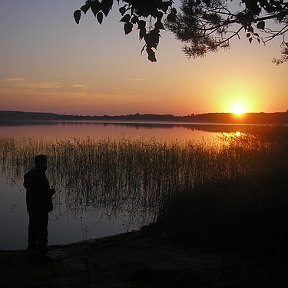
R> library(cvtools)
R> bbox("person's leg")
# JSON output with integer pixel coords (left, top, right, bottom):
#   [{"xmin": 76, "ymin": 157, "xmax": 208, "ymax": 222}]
[
  {"xmin": 27, "ymin": 212, "xmax": 38, "ymax": 251},
  {"xmin": 38, "ymin": 213, "xmax": 48, "ymax": 255}
]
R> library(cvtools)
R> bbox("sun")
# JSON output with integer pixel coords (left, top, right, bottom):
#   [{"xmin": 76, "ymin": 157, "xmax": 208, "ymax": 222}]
[
  {"xmin": 230, "ymin": 103, "xmax": 248, "ymax": 116},
  {"xmin": 216, "ymin": 81, "xmax": 259, "ymax": 115}
]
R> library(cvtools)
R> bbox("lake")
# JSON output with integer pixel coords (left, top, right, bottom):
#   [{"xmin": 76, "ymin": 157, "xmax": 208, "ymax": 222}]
[{"xmin": 0, "ymin": 121, "xmax": 269, "ymax": 250}]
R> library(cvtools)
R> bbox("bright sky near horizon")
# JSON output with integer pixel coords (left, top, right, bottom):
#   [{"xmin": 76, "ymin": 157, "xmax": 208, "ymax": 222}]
[{"xmin": 0, "ymin": 0, "xmax": 287, "ymax": 116}]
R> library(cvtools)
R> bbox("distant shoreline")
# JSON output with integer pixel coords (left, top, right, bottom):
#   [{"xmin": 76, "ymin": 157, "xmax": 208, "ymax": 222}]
[{"xmin": 0, "ymin": 110, "xmax": 288, "ymax": 125}]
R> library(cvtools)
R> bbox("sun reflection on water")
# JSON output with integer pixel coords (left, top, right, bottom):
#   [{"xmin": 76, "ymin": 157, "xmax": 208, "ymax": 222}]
[
  {"xmin": 235, "ymin": 131, "xmax": 241, "ymax": 137},
  {"xmin": 221, "ymin": 131, "xmax": 243, "ymax": 139}
]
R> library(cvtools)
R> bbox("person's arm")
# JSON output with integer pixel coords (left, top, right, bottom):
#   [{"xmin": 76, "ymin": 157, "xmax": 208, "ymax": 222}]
[
  {"xmin": 23, "ymin": 172, "xmax": 32, "ymax": 190},
  {"xmin": 48, "ymin": 188, "xmax": 55, "ymax": 197}
]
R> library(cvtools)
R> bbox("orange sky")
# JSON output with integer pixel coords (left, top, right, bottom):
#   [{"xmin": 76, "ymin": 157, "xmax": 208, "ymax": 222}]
[{"xmin": 0, "ymin": 1, "xmax": 287, "ymax": 116}]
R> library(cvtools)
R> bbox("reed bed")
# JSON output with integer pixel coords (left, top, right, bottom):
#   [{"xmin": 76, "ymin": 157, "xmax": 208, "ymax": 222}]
[
  {"xmin": 157, "ymin": 129, "xmax": 288, "ymax": 249},
  {"xmin": 0, "ymin": 128, "xmax": 287, "ymax": 233}
]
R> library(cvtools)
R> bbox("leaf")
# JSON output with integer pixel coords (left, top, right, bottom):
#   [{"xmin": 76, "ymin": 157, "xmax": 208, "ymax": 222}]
[
  {"xmin": 155, "ymin": 21, "xmax": 165, "ymax": 30},
  {"xmin": 124, "ymin": 22, "xmax": 133, "ymax": 35},
  {"xmin": 257, "ymin": 21, "xmax": 265, "ymax": 30},
  {"xmin": 249, "ymin": 37, "xmax": 253, "ymax": 43},
  {"xmin": 170, "ymin": 8, "xmax": 177, "ymax": 14},
  {"xmin": 167, "ymin": 13, "xmax": 176, "ymax": 22},
  {"xmin": 144, "ymin": 30, "xmax": 160, "ymax": 49},
  {"xmin": 97, "ymin": 12, "xmax": 104, "ymax": 24},
  {"xmin": 157, "ymin": 11, "xmax": 164, "ymax": 21},
  {"xmin": 73, "ymin": 10, "xmax": 81, "ymax": 24},
  {"xmin": 137, "ymin": 20, "xmax": 146, "ymax": 29},
  {"xmin": 139, "ymin": 27, "xmax": 146, "ymax": 40},
  {"xmin": 247, "ymin": 26, "xmax": 254, "ymax": 33},
  {"xmin": 119, "ymin": 6, "xmax": 126, "ymax": 16},
  {"xmin": 160, "ymin": 2, "xmax": 170, "ymax": 13},
  {"xmin": 146, "ymin": 47, "xmax": 157, "ymax": 62},
  {"xmin": 246, "ymin": 33, "xmax": 251, "ymax": 38},
  {"xmin": 101, "ymin": 0, "xmax": 113, "ymax": 17},
  {"xmin": 91, "ymin": 1, "xmax": 101, "ymax": 17},
  {"xmin": 81, "ymin": 4, "xmax": 90, "ymax": 14},
  {"xmin": 120, "ymin": 14, "xmax": 131, "ymax": 23},
  {"xmin": 131, "ymin": 15, "xmax": 138, "ymax": 24},
  {"xmin": 141, "ymin": 45, "xmax": 146, "ymax": 55}
]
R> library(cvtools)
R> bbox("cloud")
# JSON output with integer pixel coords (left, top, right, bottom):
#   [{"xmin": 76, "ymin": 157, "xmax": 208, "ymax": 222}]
[
  {"xmin": 124, "ymin": 78, "xmax": 146, "ymax": 82},
  {"xmin": 72, "ymin": 84, "xmax": 86, "ymax": 89},
  {"xmin": 0, "ymin": 77, "xmax": 62, "ymax": 90},
  {"xmin": 1, "ymin": 77, "xmax": 26, "ymax": 82}
]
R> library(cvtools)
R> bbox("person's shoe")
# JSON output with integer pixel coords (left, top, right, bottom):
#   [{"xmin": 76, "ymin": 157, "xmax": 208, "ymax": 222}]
[
  {"xmin": 39, "ymin": 254, "xmax": 55, "ymax": 263},
  {"xmin": 27, "ymin": 246, "xmax": 36, "ymax": 252},
  {"xmin": 27, "ymin": 247, "xmax": 37, "ymax": 261},
  {"xmin": 38, "ymin": 247, "xmax": 49, "ymax": 256}
]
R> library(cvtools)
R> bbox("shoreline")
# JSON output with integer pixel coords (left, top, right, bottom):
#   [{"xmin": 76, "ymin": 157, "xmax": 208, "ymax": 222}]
[{"xmin": 1, "ymin": 228, "xmax": 287, "ymax": 288}]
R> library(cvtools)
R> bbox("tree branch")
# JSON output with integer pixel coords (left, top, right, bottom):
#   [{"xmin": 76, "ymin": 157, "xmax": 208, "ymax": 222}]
[{"xmin": 215, "ymin": 26, "xmax": 244, "ymax": 47}]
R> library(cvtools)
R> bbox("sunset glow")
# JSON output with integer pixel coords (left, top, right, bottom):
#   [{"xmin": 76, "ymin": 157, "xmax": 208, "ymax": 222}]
[
  {"xmin": 230, "ymin": 103, "xmax": 248, "ymax": 115},
  {"xmin": 235, "ymin": 131, "xmax": 241, "ymax": 137},
  {"xmin": 0, "ymin": 1, "xmax": 287, "ymax": 116}
]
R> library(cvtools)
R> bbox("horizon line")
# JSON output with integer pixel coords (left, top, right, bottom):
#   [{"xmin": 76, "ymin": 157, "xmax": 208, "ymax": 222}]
[{"xmin": 1, "ymin": 109, "xmax": 287, "ymax": 118}]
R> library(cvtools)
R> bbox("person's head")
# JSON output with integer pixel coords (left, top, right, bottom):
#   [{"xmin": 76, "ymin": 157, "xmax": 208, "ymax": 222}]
[{"xmin": 34, "ymin": 154, "xmax": 47, "ymax": 172}]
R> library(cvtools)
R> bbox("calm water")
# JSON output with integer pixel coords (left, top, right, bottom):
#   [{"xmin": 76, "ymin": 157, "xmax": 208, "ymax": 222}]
[{"xmin": 0, "ymin": 121, "xmax": 247, "ymax": 250}]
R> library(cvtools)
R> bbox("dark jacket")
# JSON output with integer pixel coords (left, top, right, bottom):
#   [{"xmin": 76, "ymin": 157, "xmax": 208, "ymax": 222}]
[{"xmin": 23, "ymin": 168, "xmax": 53, "ymax": 213}]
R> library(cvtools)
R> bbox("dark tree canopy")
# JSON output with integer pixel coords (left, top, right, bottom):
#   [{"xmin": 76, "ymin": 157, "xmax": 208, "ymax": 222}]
[
  {"xmin": 75, "ymin": 0, "xmax": 288, "ymax": 63},
  {"xmin": 74, "ymin": 0, "xmax": 176, "ymax": 62},
  {"xmin": 168, "ymin": 0, "xmax": 288, "ymax": 64}
]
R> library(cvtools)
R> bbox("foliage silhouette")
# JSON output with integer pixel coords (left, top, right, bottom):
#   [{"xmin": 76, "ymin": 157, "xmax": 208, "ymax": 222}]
[
  {"xmin": 75, "ymin": 0, "xmax": 288, "ymax": 63},
  {"xmin": 74, "ymin": 0, "xmax": 175, "ymax": 62},
  {"xmin": 168, "ymin": 0, "xmax": 288, "ymax": 64}
]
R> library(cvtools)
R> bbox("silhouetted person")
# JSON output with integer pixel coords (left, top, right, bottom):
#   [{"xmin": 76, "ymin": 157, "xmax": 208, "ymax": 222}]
[{"xmin": 23, "ymin": 154, "xmax": 55, "ymax": 257}]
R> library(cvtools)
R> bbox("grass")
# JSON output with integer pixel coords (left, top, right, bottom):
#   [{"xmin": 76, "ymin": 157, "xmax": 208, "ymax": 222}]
[
  {"xmin": 157, "ymin": 128, "xmax": 288, "ymax": 250},
  {"xmin": 1, "ymin": 126, "xmax": 287, "ymax": 249}
]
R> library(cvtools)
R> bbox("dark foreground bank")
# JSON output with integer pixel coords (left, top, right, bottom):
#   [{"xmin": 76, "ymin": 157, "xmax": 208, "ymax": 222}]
[{"xmin": 1, "ymin": 227, "xmax": 287, "ymax": 288}]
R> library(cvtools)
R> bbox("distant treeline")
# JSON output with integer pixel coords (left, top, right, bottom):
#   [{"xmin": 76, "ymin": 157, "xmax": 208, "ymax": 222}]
[{"xmin": 0, "ymin": 110, "xmax": 288, "ymax": 125}]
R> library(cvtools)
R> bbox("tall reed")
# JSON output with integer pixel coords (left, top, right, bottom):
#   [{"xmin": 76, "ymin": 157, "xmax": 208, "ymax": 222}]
[{"xmin": 0, "ymin": 127, "xmax": 286, "ymax": 231}]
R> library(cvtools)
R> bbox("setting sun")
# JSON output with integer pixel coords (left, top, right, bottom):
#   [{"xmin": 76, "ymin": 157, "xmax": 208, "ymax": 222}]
[
  {"xmin": 230, "ymin": 104, "xmax": 248, "ymax": 115},
  {"xmin": 215, "ymin": 79, "xmax": 264, "ymax": 115}
]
